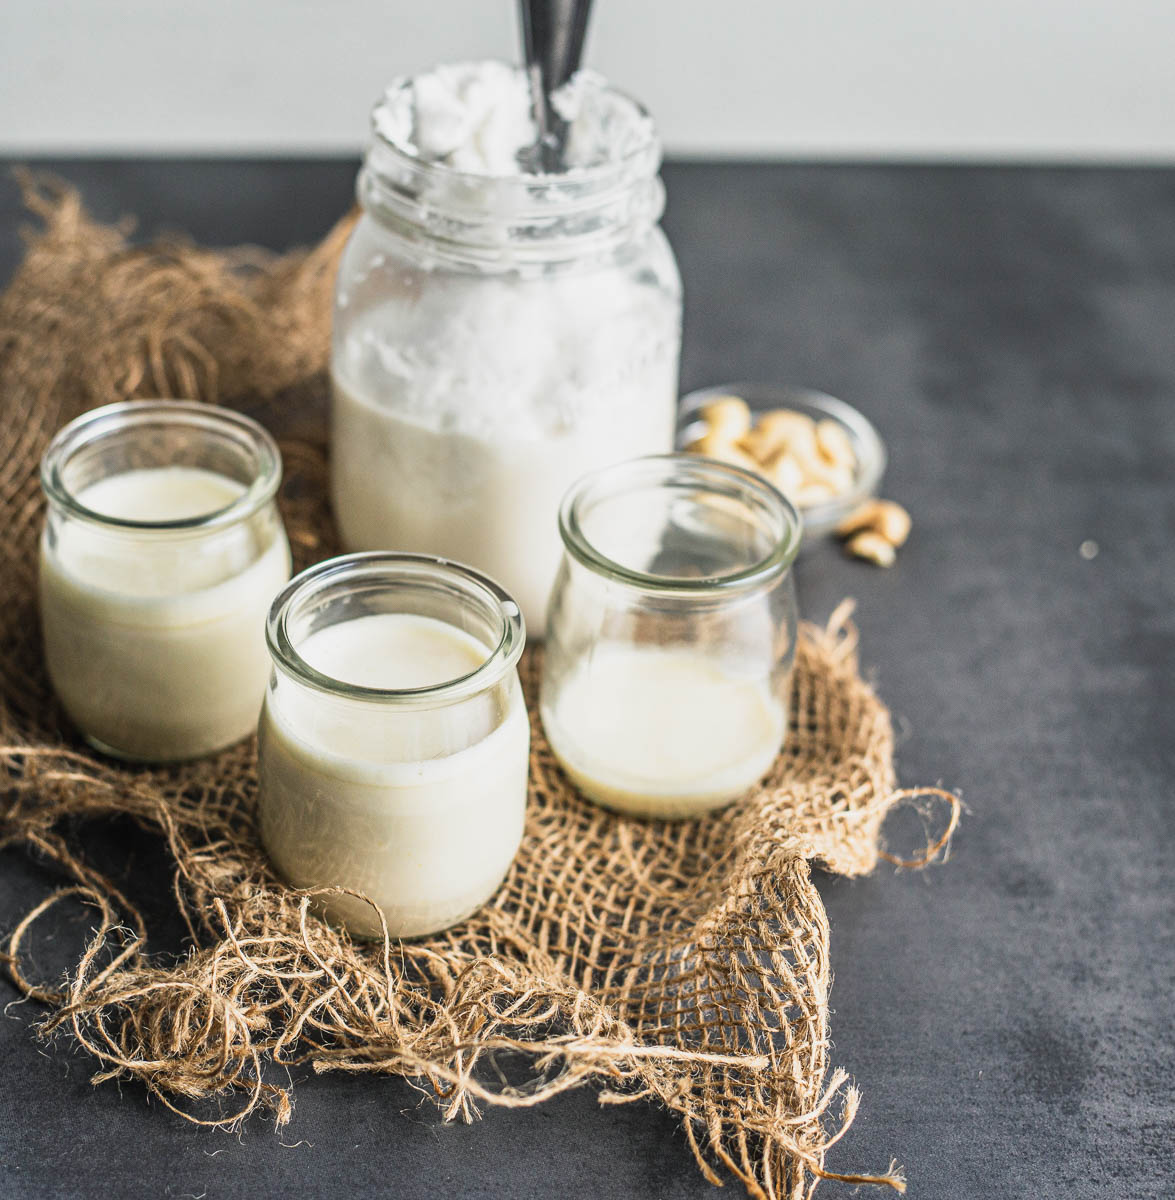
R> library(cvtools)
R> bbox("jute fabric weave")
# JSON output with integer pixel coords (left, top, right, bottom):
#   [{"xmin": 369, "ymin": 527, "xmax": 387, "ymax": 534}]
[{"xmin": 0, "ymin": 175, "xmax": 957, "ymax": 1198}]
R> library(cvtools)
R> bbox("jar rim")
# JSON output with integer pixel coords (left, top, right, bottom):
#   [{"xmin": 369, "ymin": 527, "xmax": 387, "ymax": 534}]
[
  {"xmin": 358, "ymin": 75, "xmax": 665, "ymax": 266},
  {"xmin": 367, "ymin": 75, "xmax": 660, "ymax": 194},
  {"xmin": 559, "ymin": 453, "xmax": 803, "ymax": 595},
  {"xmin": 266, "ymin": 552, "xmax": 526, "ymax": 707},
  {"xmin": 40, "ymin": 400, "xmax": 283, "ymax": 534}
]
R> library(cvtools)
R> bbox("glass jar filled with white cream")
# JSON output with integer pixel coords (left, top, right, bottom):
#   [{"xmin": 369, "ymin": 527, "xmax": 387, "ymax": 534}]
[
  {"xmin": 257, "ymin": 553, "xmax": 529, "ymax": 939},
  {"xmin": 39, "ymin": 401, "xmax": 291, "ymax": 762},
  {"xmin": 541, "ymin": 454, "xmax": 801, "ymax": 820},
  {"xmin": 330, "ymin": 61, "xmax": 682, "ymax": 633}
]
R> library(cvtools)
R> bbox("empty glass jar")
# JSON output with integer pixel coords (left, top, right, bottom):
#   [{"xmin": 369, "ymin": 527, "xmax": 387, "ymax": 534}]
[
  {"xmin": 540, "ymin": 454, "xmax": 801, "ymax": 819},
  {"xmin": 39, "ymin": 401, "xmax": 290, "ymax": 762}
]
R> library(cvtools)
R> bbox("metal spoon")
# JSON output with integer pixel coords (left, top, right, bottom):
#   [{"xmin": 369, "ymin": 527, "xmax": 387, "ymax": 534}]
[{"xmin": 519, "ymin": 0, "xmax": 594, "ymax": 171}]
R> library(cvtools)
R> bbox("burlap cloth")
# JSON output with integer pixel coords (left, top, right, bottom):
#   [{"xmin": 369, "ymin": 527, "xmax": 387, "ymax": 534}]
[{"xmin": 0, "ymin": 174, "xmax": 958, "ymax": 1198}]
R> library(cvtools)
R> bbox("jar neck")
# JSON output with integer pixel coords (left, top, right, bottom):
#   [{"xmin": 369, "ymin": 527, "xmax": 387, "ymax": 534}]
[
  {"xmin": 266, "ymin": 553, "xmax": 526, "ymax": 710},
  {"xmin": 358, "ymin": 136, "xmax": 666, "ymax": 271},
  {"xmin": 40, "ymin": 400, "xmax": 282, "ymax": 536},
  {"xmin": 559, "ymin": 454, "xmax": 802, "ymax": 598}
]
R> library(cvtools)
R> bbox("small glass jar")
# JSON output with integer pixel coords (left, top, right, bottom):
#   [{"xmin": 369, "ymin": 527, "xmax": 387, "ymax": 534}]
[
  {"xmin": 330, "ymin": 69, "xmax": 682, "ymax": 634},
  {"xmin": 39, "ymin": 401, "xmax": 290, "ymax": 762},
  {"xmin": 257, "ymin": 553, "xmax": 529, "ymax": 939},
  {"xmin": 540, "ymin": 454, "xmax": 801, "ymax": 820}
]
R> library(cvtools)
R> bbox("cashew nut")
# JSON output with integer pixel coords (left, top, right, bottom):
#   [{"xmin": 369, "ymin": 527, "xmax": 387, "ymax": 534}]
[
  {"xmin": 740, "ymin": 409, "xmax": 814, "ymax": 461},
  {"xmin": 699, "ymin": 396, "xmax": 752, "ymax": 443},
  {"xmin": 816, "ymin": 419, "xmax": 855, "ymax": 471},
  {"xmin": 795, "ymin": 481, "xmax": 837, "ymax": 507},
  {"xmin": 687, "ymin": 432, "xmax": 760, "ymax": 472},
  {"xmin": 835, "ymin": 499, "xmax": 911, "ymax": 547},
  {"xmin": 764, "ymin": 450, "xmax": 804, "ymax": 497},
  {"xmin": 846, "ymin": 529, "xmax": 897, "ymax": 567}
]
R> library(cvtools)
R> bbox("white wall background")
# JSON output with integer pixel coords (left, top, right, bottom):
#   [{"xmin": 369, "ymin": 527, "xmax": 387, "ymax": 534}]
[{"xmin": 1, "ymin": 0, "xmax": 1173, "ymax": 160}]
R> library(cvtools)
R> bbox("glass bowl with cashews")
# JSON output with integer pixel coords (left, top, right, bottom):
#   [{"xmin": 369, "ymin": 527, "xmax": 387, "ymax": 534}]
[{"xmin": 677, "ymin": 383, "xmax": 910, "ymax": 563}]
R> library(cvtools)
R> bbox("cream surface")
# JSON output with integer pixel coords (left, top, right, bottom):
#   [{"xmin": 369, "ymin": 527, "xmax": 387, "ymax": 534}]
[
  {"xmin": 296, "ymin": 612, "xmax": 488, "ymax": 692},
  {"xmin": 40, "ymin": 466, "xmax": 290, "ymax": 761},
  {"xmin": 541, "ymin": 644, "xmax": 786, "ymax": 818},
  {"xmin": 81, "ymin": 466, "xmax": 242, "ymax": 522},
  {"xmin": 258, "ymin": 613, "xmax": 529, "ymax": 939}
]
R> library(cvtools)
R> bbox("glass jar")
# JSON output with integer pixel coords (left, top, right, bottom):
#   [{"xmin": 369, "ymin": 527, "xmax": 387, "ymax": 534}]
[
  {"xmin": 39, "ymin": 401, "xmax": 290, "ymax": 762},
  {"xmin": 330, "ymin": 73, "xmax": 682, "ymax": 634},
  {"xmin": 257, "ymin": 552, "xmax": 529, "ymax": 939},
  {"xmin": 540, "ymin": 454, "xmax": 801, "ymax": 820}
]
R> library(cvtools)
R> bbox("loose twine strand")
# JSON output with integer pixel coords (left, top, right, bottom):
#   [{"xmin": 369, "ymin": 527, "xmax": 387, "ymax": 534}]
[{"xmin": 0, "ymin": 171, "xmax": 960, "ymax": 1199}]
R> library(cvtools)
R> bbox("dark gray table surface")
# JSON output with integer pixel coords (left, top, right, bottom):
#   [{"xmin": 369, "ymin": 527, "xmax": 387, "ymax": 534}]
[{"xmin": 0, "ymin": 160, "xmax": 1171, "ymax": 1199}]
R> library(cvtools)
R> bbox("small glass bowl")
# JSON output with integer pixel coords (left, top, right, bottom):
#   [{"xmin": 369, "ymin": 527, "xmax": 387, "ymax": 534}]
[{"xmin": 677, "ymin": 383, "xmax": 887, "ymax": 541}]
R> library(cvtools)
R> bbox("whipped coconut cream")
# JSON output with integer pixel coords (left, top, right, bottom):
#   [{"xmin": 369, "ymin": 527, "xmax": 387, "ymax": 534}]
[
  {"xmin": 372, "ymin": 61, "xmax": 653, "ymax": 175},
  {"xmin": 332, "ymin": 61, "xmax": 681, "ymax": 631}
]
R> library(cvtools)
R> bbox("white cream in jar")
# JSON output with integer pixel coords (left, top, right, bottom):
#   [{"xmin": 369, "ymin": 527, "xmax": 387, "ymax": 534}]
[
  {"xmin": 257, "ymin": 554, "xmax": 528, "ymax": 939},
  {"xmin": 540, "ymin": 643, "xmax": 786, "ymax": 819},
  {"xmin": 331, "ymin": 61, "xmax": 682, "ymax": 632},
  {"xmin": 39, "ymin": 403, "xmax": 290, "ymax": 762}
]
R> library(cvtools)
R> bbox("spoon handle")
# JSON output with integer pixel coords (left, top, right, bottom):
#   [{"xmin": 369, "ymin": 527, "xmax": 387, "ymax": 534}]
[{"xmin": 520, "ymin": 0, "xmax": 594, "ymax": 166}]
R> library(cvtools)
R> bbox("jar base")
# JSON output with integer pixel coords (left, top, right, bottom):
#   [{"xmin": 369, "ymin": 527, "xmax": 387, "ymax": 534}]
[
  {"xmin": 81, "ymin": 729, "xmax": 249, "ymax": 766},
  {"xmin": 307, "ymin": 884, "xmax": 506, "ymax": 942},
  {"xmin": 565, "ymin": 779, "xmax": 745, "ymax": 823}
]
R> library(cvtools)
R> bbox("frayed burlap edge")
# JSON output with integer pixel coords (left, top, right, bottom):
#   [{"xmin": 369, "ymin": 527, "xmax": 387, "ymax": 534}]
[{"xmin": 0, "ymin": 173, "xmax": 958, "ymax": 1199}]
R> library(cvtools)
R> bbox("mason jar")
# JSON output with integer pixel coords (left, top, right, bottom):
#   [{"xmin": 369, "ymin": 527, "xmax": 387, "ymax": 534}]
[
  {"xmin": 257, "ymin": 553, "xmax": 529, "ymax": 939},
  {"xmin": 39, "ymin": 401, "xmax": 290, "ymax": 762},
  {"xmin": 330, "ymin": 72, "xmax": 682, "ymax": 634},
  {"xmin": 540, "ymin": 454, "xmax": 801, "ymax": 820}
]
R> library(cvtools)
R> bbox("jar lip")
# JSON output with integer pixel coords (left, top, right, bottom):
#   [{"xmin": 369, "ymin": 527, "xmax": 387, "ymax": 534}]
[
  {"xmin": 559, "ymin": 453, "xmax": 803, "ymax": 595},
  {"xmin": 266, "ymin": 552, "xmax": 526, "ymax": 706},
  {"xmin": 40, "ymin": 400, "xmax": 283, "ymax": 534}
]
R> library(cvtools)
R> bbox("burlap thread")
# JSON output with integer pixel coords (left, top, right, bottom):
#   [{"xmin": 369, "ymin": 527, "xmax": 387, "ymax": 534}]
[{"xmin": 0, "ymin": 174, "xmax": 958, "ymax": 1198}]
